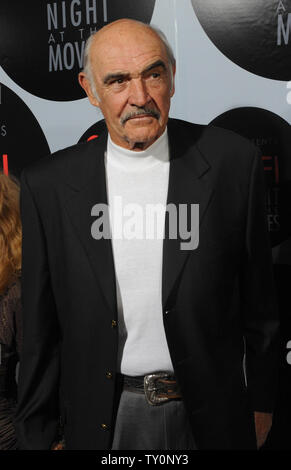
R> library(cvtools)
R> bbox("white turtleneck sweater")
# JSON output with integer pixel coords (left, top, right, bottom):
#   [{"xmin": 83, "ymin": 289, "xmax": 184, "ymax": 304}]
[{"xmin": 105, "ymin": 129, "xmax": 174, "ymax": 376}]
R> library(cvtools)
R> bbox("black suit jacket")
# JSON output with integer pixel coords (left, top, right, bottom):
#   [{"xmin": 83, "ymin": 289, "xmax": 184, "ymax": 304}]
[{"xmin": 15, "ymin": 118, "xmax": 279, "ymax": 450}]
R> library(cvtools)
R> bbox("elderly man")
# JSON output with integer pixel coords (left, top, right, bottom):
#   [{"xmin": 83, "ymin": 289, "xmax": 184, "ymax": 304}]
[{"xmin": 15, "ymin": 19, "xmax": 279, "ymax": 450}]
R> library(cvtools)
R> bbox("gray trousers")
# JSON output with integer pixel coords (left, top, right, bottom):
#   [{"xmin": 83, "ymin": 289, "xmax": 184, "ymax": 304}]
[{"xmin": 111, "ymin": 389, "xmax": 197, "ymax": 450}]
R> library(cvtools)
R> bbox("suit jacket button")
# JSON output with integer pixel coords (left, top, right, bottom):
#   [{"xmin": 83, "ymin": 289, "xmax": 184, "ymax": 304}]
[
  {"xmin": 164, "ymin": 310, "xmax": 170, "ymax": 315},
  {"xmin": 101, "ymin": 423, "xmax": 109, "ymax": 430},
  {"xmin": 111, "ymin": 320, "xmax": 117, "ymax": 328},
  {"xmin": 106, "ymin": 371, "xmax": 113, "ymax": 379}
]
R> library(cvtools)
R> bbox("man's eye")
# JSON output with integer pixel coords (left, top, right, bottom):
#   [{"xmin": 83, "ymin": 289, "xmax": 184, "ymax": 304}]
[
  {"xmin": 109, "ymin": 78, "xmax": 125, "ymax": 86},
  {"xmin": 151, "ymin": 72, "xmax": 160, "ymax": 78},
  {"xmin": 113, "ymin": 78, "xmax": 125, "ymax": 85}
]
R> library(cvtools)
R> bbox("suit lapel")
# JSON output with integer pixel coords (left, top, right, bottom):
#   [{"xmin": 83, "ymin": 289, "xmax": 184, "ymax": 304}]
[
  {"xmin": 162, "ymin": 120, "xmax": 214, "ymax": 309},
  {"xmin": 63, "ymin": 120, "xmax": 214, "ymax": 316},
  {"xmin": 63, "ymin": 131, "xmax": 117, "ymax": 317}
]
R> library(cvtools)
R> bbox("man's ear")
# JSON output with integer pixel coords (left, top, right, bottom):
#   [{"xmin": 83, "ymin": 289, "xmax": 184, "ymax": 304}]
[
  {"xmin": 78, "ymin": 72, "xmax": 100, "ymax": 107},
  {"xmin": 170, "ymin": 64, "xmax": 176, "ymax": 98}
]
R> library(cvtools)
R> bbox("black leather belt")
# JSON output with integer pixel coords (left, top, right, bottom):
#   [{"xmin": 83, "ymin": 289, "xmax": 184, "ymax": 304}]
[{"xmin": 120, "ymin": 372, "xmax": 182, "ymax": 406}]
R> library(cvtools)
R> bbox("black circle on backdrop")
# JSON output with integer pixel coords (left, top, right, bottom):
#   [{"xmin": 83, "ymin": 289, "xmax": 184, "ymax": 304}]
[
  {"xmin": 211, "ymin": 107, "xmax": 291, "ymax": 247},
  {"xmin": 191, "ymin": 0, "xmax": 291, "ymax": 81},
  {"xmin": 78, "ymin": 119, "xmax": 107, "ymax": 143},
  {"xmin": 0, "ymin": 83, "xmax": 50, "ymax": 178},
  {"xmin": 0, "ymin": 0, "xmax": 156, "ymax": 101}
]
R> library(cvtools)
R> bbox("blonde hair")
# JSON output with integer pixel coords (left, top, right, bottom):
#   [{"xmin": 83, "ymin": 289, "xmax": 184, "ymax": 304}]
[{"xmin": 0, "ymin": 172, "xmax": 22, "ymax": 295}]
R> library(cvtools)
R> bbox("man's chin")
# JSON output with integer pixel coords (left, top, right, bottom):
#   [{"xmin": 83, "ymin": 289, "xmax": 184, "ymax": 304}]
[
  {"xmin": 125, "ymin": 133, "xmax": 159, "ymax": 151},
  {"xmin": 123, "ymin": 126, "xmax": 163, "ymax": 149}
]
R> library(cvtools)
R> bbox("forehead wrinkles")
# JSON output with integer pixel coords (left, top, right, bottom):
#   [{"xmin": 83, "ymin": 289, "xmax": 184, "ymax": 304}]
[
  {"xmin": 90, "ymin": 30, "xmax": 167, "ymax": 75},
  {"xmin": 99, "ymin": 53, "xmax": 167, "ymax": 80}
]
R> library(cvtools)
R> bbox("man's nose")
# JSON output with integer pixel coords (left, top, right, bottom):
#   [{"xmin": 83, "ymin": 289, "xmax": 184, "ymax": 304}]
[{"xmin": 128, "ymin": 78, "xmax": 150, "ymax": 107}]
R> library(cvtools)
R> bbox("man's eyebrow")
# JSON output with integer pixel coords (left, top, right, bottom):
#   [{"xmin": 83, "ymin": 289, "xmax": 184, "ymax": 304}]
[
  {"xmin": 142, "ymin": 60, "xmax": 167, "ymax": 74},
  {"xmin": 103, "ymin": 60, "xmax": 167, "ymax": 84}
]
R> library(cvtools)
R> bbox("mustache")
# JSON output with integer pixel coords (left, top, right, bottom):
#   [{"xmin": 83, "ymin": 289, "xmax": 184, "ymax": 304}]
[{"xmin": 121, "ymin": 107, "xmax": 160, "ymax": 125}]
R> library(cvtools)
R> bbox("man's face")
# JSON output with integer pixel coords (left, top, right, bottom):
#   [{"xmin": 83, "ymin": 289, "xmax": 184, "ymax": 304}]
[{"xmin": 79, "ymin": 23, "xmax": 175, "ymax": 151}]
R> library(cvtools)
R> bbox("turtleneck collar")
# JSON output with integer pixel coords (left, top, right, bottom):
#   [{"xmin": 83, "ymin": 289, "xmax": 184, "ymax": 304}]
[{"xmin": 106, "ymin": 128, "xmax": 169, "ymax": 172}]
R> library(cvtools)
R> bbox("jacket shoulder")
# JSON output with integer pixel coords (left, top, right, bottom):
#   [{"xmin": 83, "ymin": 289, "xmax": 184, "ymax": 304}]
[
  {"xmin": 21, "ymin": 134, "xmax": 107, "ymax": 191},
  {"xmin": 200, "ymin": 124, "xmax": 257, "ymax": 156},
  {"xmin": 169, "ymin": 118, "xmax": 257, "ymax": 154},
  {"xmin": 169, "ymin": 118, "xmax": 259, "ymax": 170}
]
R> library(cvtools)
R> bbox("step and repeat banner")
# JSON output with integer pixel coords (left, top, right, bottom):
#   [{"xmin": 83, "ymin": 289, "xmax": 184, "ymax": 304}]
[{"xmin": 1, "ymin": 0, "xmax": 291, "ymax": 449}]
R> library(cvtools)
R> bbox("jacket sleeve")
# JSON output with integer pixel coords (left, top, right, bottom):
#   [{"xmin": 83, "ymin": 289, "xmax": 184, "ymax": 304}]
[
  {"xmin": 15, "ymin": 169, "xmax": 60, "ymax": 449},
  {"xmin": 241, "ymin": 147, "xmax": 280, "ymax": 413}
]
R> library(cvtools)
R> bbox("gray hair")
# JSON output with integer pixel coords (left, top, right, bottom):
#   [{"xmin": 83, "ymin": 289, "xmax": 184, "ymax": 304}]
[{"xmin": 82, "ymin": 22, "xmax": 176, "ymax": 100}]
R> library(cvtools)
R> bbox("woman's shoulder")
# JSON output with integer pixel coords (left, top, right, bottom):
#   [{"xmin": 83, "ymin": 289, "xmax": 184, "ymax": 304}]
[
  {"xmin": 0, "ymin": 276, "xmax": 21, "ymax": 304},
  {"xmin": 0, "ymin": 276, "xmax": 22, "ymax": 347}
]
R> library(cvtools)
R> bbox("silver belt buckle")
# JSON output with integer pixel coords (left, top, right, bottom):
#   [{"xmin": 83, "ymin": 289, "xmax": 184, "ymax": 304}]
[{"xmin": 144, "ymin": 372, "xmax": 170, "ymax": 406}]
